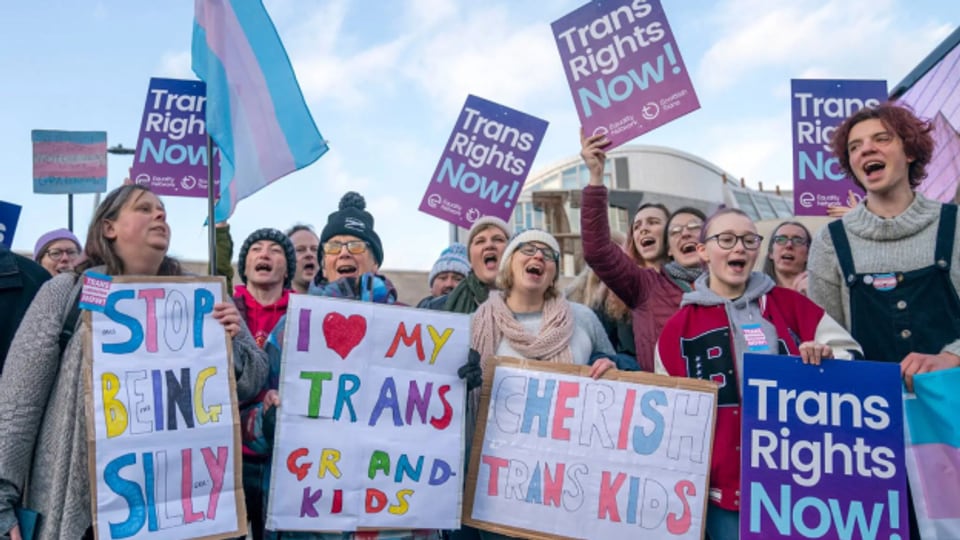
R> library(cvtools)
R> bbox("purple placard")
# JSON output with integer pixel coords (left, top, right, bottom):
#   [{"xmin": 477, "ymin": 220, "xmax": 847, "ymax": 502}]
[
  {"xmin": 130, "ymin": 78, "xmax": 220, "ymax": 198},
  {"xmin": 419, "ymin": 95, "xmax": 548, "ymax": 229},
  {"xmin": 551, "ymin": 0, "xmax": 699, "ymax": 149},
  {"xmin": 741, "ymin": 354, "xmax": 908, "ymax": 539},
  {"xmin": 792, "ymin": 79, "xmax": 886, "ymax": 216}
]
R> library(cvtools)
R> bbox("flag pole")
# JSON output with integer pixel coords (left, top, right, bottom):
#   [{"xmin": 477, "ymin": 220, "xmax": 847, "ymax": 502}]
[{"xmin": 206, "ymin": 134, "xmax": 217, "ymax": 276}]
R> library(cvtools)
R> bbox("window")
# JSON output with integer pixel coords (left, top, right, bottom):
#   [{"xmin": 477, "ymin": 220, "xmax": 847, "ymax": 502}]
[
  {"xmin": 733, "ymin": 191, "xmax": 760, "ymax": 221},
  {"xmin": 562, "ymin": 167, "xmax": 579, "ymax": 189}
]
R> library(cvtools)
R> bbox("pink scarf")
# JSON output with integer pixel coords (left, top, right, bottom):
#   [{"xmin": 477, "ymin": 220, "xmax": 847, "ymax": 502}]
[{"xmin": 471, "ymin": 292, "xmax": 574, "ymax": 373}]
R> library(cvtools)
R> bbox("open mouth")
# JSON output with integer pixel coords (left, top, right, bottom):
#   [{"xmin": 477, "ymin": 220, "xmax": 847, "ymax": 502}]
[
  {"xmin": 303, "ymin": 262, "xmax": 316, "ymax": 272},
  {"xmin": 254, "ymin": 262, "xmax": 273, "ymax": 272},
  {"xmin": 640, "ymin": 237, "xmax": 656, "ymax": 248},
  {"xmin": 728, "ymin": 260, "xmax": 747, "ymax": 272},
  {"xmin": 525, "ymin": 264, "xmax": 544, "ymax": 277},
  {"xmin": 336, "ymin": 264, "xmax": 358, "ymax": 275},
  {"xmin": 781, "ymin": 254, "xmax": 795, "ymax": 261},
  {"xmin": 680, "ymin": 243, "xmax": 697, "ymax": 254},
  {"xmin": 483, "ymin": 252, "xmax": 498, "ymax": 270},
  {"xmin": 863, "ymin": 161, "xmax": 885, "ymax": 176}
]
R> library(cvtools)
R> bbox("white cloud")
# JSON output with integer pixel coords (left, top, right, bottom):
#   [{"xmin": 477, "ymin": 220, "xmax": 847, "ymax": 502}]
[{"xmin": 157, "ymin": 50, "xmax": 193, "ymax": 79}]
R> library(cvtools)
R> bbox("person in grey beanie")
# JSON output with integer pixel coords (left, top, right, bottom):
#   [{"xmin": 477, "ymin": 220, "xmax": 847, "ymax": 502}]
[{"xmin": 417, "ymin": 243, "xmax": 469, "ymax": 307}]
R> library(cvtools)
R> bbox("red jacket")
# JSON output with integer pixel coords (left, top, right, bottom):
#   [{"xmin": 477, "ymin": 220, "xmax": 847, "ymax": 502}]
[
  {"xmin": 234, "ymin": 285, "xmax": 290, "ymax": 349},
  {"xmin": 581, "ymin": 185, "xmax": 685, "ymax": 371},
  {"xmin": 655, "ymin": 286, "xmax": 858, "ymax": 511}
]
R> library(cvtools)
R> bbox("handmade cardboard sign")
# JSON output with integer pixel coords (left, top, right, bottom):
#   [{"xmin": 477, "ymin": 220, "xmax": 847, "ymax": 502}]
[
  {"xmin": 464, "ymin": 358, "xmax": 717, "ymax": 539},
  {"xmin": 266, "ymin": 295, "xmax": 469, "ymax": 532},
  {"xmin": 85, "ymin": 276, "xmax": 245, "ymax": 540}
]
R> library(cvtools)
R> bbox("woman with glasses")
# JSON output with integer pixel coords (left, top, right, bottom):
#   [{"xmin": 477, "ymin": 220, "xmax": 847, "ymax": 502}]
[
  {"xmin": 579, "ymin": 130, "xmax": 707, "ymax": 372},
  {"xmin": 654, "ymin": 208, "xmax": 860, "ymax": 540},
  {"xmin": 32, "ymin": 228, "xmax": 82, "ymax": 275},
  {"xmin": 472, "ymin": 229, "xmax": 617, "ymax": 385},
  {"xmin": 763, "ymin": 221, "xmax": 813, "ymax": 295}
]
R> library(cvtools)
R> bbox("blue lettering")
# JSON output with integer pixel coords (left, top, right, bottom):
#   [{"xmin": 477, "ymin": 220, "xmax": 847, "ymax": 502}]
[
  {"xmin": 104, "ymin": 290, "xmax": 144, "ymax": 354},
  {"xmin": 577, "ymin": 53, "xmax": 668, "ymax": 117},
  {"xmin": 436, "ymin": 157, "xmax": 514, "ymax": 204},
  {"xmin": 521, "ymin": 378, "xmax": 556, "ymax": 437},
  {"xmin": 139, "ymin": 138, "xmax": 210, "ymax": 166},
  {"xmin": 798, "ymin": 151, "xmax": 845, "ymax": 181},
  {"xmin": 193, "ymin": 288, "xmax": 214, "ymax": 348},
  {"xmin": 632, "ymin": 390, "xmax": 666, "ymax": 454},
  {"xmin": 104, "ymin": 453, "xmax": 147, "ymax": 538}
]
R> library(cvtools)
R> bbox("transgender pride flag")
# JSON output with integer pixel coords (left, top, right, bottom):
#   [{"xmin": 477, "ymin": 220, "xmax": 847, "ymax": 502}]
[
  {"xmin": 192, "ymin": 0, "xmax": 328, "ymax": 222},
  {"xmin": 904, "ymin": 368, "xmax": 960, "ymax": 538},
  {"xmin": 32, "ymin": 130, "xmax": 107, "ymax": 194}
]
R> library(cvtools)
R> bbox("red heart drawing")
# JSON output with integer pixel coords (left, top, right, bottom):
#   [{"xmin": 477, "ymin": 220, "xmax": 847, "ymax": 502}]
[{"xmin": 322, "ymin": 312, "xmax": 367, "ymax": 359}]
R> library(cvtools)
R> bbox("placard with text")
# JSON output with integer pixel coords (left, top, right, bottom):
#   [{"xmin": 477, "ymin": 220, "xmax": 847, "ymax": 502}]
[
  {"xmin": 552, "ymin": 0, "xmax": 699, "ymax": 149},
  {"xmin": 85, "ymin": 276, "xmax": 245, "ymax": 540},
  {"xmin": 418, "ymin": 94, "xmax": 548, "ymax": 229},
  {"xmin": 131, "ymin": 78, "xmax": 221, "ymax": 198},
  {"xmin": 267, "ymin": 295, "xmax": 469, "ymax": 531},
  {"xmin": 791, "ymin": 79, "xmax": 887, "ymax": 215},
  {"xmin": 465, "ymin": 358, "xmax": 717, "ymax": 539},
  {"xmin": 741, "ymin": 354, "xmax": 907, "ymax": 539}
]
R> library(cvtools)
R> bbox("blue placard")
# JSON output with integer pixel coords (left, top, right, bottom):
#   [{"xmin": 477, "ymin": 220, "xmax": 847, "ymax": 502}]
[
  {"xmin": 740, "ymin": 354, "xmax": 908, "ymax": 539},
  {"xmin": 0, "ymin": 200, "xmax": 22, "ymax": 249}
]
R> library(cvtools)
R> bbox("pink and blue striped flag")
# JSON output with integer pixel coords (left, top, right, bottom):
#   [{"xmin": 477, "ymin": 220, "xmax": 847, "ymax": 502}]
[
  {"xmin": 31, "ymin": 130, "xmax": 107, "ymax": 194},
  {"xmin": 904, "ymin": 367, "xmax": 960, "ymax": 538},
  {"xmin": 192, "ymin": 0, "xmax": 328, "ymax": 221}
]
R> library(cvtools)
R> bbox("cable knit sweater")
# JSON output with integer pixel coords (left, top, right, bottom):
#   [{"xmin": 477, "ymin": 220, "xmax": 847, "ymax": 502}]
[
  {"xmin": 808, "ymin": 193, "xmax": 960, "ymax": 358},
  {"xmin": 0, "ymin": 271, "xmax": 269, "ymax": 540}
]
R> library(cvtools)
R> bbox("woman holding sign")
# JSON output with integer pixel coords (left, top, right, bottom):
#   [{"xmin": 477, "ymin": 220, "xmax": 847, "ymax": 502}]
[
  {"xmin": 0, "ymin": 184, "xmax": 269, "ymax": 540},
  {"xmin": 654, "ymin": 208, "xmax": 861, "ymax": 540}
]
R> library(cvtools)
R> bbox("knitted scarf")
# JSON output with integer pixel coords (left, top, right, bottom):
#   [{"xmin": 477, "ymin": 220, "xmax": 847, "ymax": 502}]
[
  {"xmin": 663, "ymin": 261, "xmax": 702, "ymax": 292},
  {"xmin": 444, "ymin": 271, "xmax": 490, "ymax": 314},
  {"xmin": 471, "ymin": 292, "xmax": 575, "ymax": 372}
]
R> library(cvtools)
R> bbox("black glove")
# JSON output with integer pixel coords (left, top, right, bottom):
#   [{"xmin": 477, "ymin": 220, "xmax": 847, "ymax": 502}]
[{"xmin": 458, "ymin": 348, "xmax": 483, "ymax": 391}]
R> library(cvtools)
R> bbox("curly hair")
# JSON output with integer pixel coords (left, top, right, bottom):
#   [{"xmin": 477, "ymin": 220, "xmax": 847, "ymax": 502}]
[{"xmin": 829, "ymin": 102, "xmax": 934, "ymax": 190}]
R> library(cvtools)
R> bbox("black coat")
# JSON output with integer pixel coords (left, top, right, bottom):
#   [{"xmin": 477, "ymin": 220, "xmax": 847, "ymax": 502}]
[{"xmin": 0, "ymin": 246, "xmax": 50, "ymax": 371}]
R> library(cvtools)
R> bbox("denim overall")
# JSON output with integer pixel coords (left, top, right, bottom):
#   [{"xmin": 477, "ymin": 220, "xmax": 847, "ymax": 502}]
[{"xmin": 828, "ymin": 203, "xmax": 960, "ymax": 539}]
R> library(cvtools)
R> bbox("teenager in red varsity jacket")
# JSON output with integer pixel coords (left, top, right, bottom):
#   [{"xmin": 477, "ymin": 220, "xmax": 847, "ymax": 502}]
[{"xmin": 654, "ymin": 209, "xmax": 861, "ymax": 540}]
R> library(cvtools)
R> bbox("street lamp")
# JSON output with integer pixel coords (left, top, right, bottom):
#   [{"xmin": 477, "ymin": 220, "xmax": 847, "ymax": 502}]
[{"xmin": 95, "ymin": 144, "xmax": 137, "ymax": 209}]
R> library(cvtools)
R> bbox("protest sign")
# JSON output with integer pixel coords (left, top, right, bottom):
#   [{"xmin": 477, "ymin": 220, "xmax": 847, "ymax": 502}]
[
  {"xmin": 418, "ymin": 94, "xmax": 548, "ymax": 230},
  {"xmin": 131, "ymin": 78, "xmax": 221, "ymax": 198},
  {"xmin": 464, "ymin": 358, "xmax": 716, "ymax": 539},
  {"xmin": 32, "ymin": 129, "xmax": 107, "ymax": 194},
  {"xmin": 791, "ymin": 79, "xmax": 887, "ymax": 216},
  {"xmin": 85, "ymin": 276, "xmax": 245, "ymax": 540},
  {"xmin": 552, "ymin": 0, "xmax": 699, "ymax": 149},
  {"xmin": 741, "ymin": 354, "xmax": 907, "ymax": 539},
  {"xmin": 266, "ymin": 295, "xmax": 469, "ymax": 532},
  {"xmin": 0, "ymin": 200, "xmax": 22, "ymax": 249},
  {"xmin": 904, "ymin": 368, "xmax": 960, "ymax": 539}
]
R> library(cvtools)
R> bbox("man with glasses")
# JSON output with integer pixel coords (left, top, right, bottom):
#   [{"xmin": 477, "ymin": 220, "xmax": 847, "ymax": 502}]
[
  {"xmin": 763, "ymin": 221, "xmax": 812, "ymax": 294},
  {"xmin": 32, "ymin": 228, "xmax": 82, "ymax": 276}
]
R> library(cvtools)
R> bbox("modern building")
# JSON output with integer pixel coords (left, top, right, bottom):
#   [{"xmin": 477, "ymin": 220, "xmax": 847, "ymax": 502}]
[{"xmin": 511, "ymin": 144, "xmax": 796, "ymax": 276}]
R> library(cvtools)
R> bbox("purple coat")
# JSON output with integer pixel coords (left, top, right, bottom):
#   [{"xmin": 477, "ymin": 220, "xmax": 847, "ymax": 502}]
[{"xmin": 580, "ymin": 185, "xmax": 685, "ymax": 371}]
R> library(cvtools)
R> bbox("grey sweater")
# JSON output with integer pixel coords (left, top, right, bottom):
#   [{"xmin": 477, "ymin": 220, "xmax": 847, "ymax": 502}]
[
  {"xmin": 808, "ymin": 193, "xmax": 960, "ymax": 358},
  {"xmin": 0, "ymin": 271, "xmax": 268, "ymax": 540}
]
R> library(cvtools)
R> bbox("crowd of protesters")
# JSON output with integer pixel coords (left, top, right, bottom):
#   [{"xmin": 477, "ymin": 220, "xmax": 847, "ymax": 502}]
[{"xmin": 0, "ymin": 102, "xmax": 956, "ymax": 540}]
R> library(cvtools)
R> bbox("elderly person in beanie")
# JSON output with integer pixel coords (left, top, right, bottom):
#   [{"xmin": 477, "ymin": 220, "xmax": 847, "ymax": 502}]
[
  {"xmin": 245, "ymin": 193, "xmax": 437, "ymax": 540},
  {"xmin": 417, "ymin": 243, "xmax": 469, "ymax": 307},
  {"xmin": 423, "ymin": 216, "xmax": 512, "ymax": 314},
  {"xmin": 234, "ymin": 228, "xmax": 296, "ymax": 540},
  {"xmin": 33, "ymin": 228, "xmax": 82, "ymax": 276}
]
